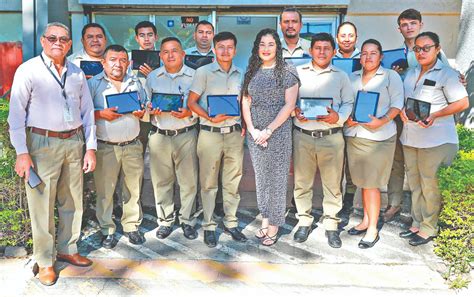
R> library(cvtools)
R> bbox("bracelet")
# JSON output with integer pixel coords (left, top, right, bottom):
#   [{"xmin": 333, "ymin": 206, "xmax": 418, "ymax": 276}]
[
  {"xmin": 381, "ymin": 114, "xmax": 391, "ymax": 121},
  {"xmin": 264, "ymin": 127, "xmax": 273, "ymax": 136}
]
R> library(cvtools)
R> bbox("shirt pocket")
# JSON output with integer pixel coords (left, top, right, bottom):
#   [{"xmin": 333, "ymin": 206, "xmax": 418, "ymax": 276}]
[{"xmin": 419, "ymin": 85, "xmax": 441, "ymax": 101}]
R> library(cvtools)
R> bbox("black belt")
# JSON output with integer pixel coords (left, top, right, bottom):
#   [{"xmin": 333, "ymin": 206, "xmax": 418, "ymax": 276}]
[
  {"xmin": 98, "ymin": 138, "xmax": 138, "ymax": 146},
  {"xmin": 200, "ymin": 124, "xmax": 241, "ymax": 134},
  {"xmin": 294, "ymin": 126, "xmax": 341, "ymax": 138},
  {"xmin": 151, "ymin": 124, "xmax": 196, "ymax": 137}
]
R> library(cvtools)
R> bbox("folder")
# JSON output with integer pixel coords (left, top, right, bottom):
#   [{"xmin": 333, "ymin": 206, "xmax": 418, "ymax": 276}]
[{"xmin": 353, "ymin": 90, "xmax": 380, "ymax": 123}]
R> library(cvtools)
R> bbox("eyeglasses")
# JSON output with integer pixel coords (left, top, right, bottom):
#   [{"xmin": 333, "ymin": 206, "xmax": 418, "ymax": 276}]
[
  {"xmin": 43, "ymin": 35, "xmax": 70, "ymax": 44},
  {"xmin": 413, "ymin": 44, "xmax": 437, "ymax": 53}
]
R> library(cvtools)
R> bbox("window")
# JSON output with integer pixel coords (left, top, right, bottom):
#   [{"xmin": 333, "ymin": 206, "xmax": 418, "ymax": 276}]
[
  {"xmin": 0, "ymin": 13, "xmax": 22, "ymax": 42},
  {"xmin": 94, "ymin": 15, "xmax": 149, "ymax": 51}
]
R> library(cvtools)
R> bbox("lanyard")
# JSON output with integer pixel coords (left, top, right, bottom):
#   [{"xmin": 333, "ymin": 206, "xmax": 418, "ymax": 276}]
[{"xmin": 40, "ymin": 54, "xmax": 68, "ymax": 101}]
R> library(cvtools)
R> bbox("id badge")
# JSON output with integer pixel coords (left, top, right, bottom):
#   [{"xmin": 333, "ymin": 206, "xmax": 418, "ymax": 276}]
[{"xmin": 63, "ymin": 105, "xmax": 74, "ymax": 123}]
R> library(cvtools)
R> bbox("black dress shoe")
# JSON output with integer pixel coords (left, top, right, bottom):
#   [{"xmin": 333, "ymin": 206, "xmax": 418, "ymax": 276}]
[
  {"xmin": 126, "ymin": 230, "xmax": 145, "ymax": 245},
  {"xmin": 358, "ymin": 233, "xmax": 380, "ymax": 249},
  {"xmin": 223, "ymin": 227, "xmax": 247, "ymax": 242},
  {"xmin": 102, "ymin": 234, "xmax": 117, "ymax": 249},
  {"xmin": 348, "ymin": 227, "xmax": 367, "ymax": 235},
  {"xmin": 409, "ymin": 234, "xmax": 434, "ymax": 246},
  {"xmin": 399, "ymin": 229, "xmax": 418, "ymax": 239},
  {"xmin": 293, "ymin": 226, "xmax": 312, "ymax": 243},
  {"xmin": 326, "ymin": 231, "xmax": 342, "ymax": 248},
  {"xmin": 156, "ymin": 226, "xmax": 173, "ymax": 239},
  {"xmin": 204, "ymin": 230, "xmax": 217, "ymax": 248},
  {"xmin": 181, "ymin": 223, "xmax": 197, "ymax": 240}
]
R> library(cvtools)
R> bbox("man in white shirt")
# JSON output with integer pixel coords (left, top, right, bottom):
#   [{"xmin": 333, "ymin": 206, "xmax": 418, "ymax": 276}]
[{"xmin": 280, "ymin": 7, "xmax": 311, "ymax": 58}]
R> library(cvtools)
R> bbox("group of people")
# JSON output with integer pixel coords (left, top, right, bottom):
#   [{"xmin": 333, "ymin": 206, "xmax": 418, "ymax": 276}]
[{"xmin": 7, "ymin": 7, "xmax": 468, "ymax": 286}]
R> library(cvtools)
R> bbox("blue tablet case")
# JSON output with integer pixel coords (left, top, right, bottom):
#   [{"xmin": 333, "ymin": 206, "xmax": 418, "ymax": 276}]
[
  {"xmin": 284, "ymin": 57, "xmax": 312, "ymax": 67},
  {"xmin": 184, "ymin": 55, "xmax": 214, "ymax": 70},
  {"xmin": 207, "ymin": 95, "xmax": 240, "ymax": 117},
  {"xmin": 151, "ymin": 93, "xmax": 183, "ymax": 112},
  {"xmin": 382, "ymin": 48, "xmax": 408, "ymax": 69},
  {"xmin": 405, "ymin": 97, "xmax": 431, "ymax": 122},
  {"xmin": 353, "ymin": 91, "xmax": 380, "ymax": 123},
  {"xmin": 331, "ymin": 58, "xmax": 362, "ymax": 75},
  {"xmin": 80, "ymin": 60, "xmax": 103, "ymax": 76},
  {"xmin": 105, "ymin": 91, "xmax": 141, "ymax": 114},
  {"xmin": 299, "ymin": 97, "xmax": 333, "ymax": 120},
  {"xmin": 131, "ymin": 50, "xmax": 160, "ymax": 70}
]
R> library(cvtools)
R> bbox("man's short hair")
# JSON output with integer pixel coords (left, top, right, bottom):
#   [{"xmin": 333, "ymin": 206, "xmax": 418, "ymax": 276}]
[
  {"xmin": 213, "ymin": 31, "xmax": 237, "ymax": 47},
  {"xmin": 337, "ymin": 21, "xmax": 358, "ymax": 36},
  {"xmin": 42, "ymin": 22, "xmax": 70, "ymax": 38},
  {"xmin": 134, "ymin": 21, "xmax": 157, "ymax": 35},
  {"xmin": 280, "ymin": 7, "xmax": 302, "ymax": 22},
  {"xmin": 195, "ymin": 20, "xmax": 214, "ymax": 33},
  {"xmin": 104, "ymin": 44, "xmax": 128, "ymax": 57},
  {"xmin": 160, "ymin": 37, "xmax": 182, "ymax": 49},
  {"xmin": 397, "ymin": 9, "xmax": 422, "ymax": 25},
  {"xmin": 81, "ymin": 23, "xmax": 106, "ymax": 39},
  {"xmin": 311, "ymin": 33, "xmax": 336, "ymax": 50}
]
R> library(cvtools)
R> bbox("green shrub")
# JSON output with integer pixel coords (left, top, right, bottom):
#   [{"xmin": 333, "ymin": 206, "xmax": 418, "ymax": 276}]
[{"xmin": 435, "ymin": 125, "xmax": 474, "ymax": 289}]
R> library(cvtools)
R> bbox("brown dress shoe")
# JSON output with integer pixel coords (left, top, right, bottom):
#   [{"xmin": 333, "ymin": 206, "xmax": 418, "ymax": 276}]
[
  {"xmin": 383, "ymin": 205, "xmax": 401, "ymax": 223},
  {"xmin": 38, "ymin": 266, "xmax": 57, "ymax": 286},
  {"xmin": 57, "ymin": 253, "xmax": 93, "ymax": 267}
]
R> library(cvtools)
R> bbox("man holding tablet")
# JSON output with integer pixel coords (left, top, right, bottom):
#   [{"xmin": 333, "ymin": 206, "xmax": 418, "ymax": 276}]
[
  {"xmin": 293, "ymin": 33, "xmax": 354, "ymax": 247},
  {"xmin": 188, "ymin": 32, "xmax": 247, "ymax": 248},
  {"xmin": 145, "ymin": 37, "xmax": 199, "ymax": 240},
  {"xmin": 88, "ymin": 45, "xmax": 147, "ymax": 249}
]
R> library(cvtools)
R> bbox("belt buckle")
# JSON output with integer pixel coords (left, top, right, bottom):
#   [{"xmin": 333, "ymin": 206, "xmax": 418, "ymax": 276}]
[
  {"xmin": 311, "ymin": 131, "xmax": 323, "ymax": 138},
  {"xmin": 220, "ymin": 127, "xmax": 231, "ymax": 134},
  {"xmin": 169, "ymin": 129, "xmax": 179, "ymax": 136}
]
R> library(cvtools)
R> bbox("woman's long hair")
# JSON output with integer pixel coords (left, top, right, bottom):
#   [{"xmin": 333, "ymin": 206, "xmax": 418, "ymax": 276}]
[{"xmin": 241, "ymin": 28, "xmax": 285, "ymax": 97}]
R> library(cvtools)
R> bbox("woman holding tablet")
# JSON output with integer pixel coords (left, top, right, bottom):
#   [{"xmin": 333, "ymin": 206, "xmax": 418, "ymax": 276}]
[
  {"xmin": 345, "ymin": 39, "xmax": 404, "ymax": 248},
  {"xmin": 241, "ymin": 28, "xmax": 299, "ymax": 246},
  {"xmin": 399, "ymin": 32, "xmax": 468, "ymax": 246}
]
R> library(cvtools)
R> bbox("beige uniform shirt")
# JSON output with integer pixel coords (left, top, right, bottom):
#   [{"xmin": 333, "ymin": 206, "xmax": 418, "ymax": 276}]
[
  {"xmin": 335, "ymin": 48, "xmax": 360, "ymax": 59},
  {"xmin": 344, "ymin": 66, "xmax": 405, "ymax": 141},
  {"xmin": 8, "ymin": 52, "xmax": 96, "ymax": 154},
  {"xmin": 88, "ymin": 71, "xmax": 146, "ymax": 143},
  {"xmin": 282, "ymin": 37, "xmax": 311, "ymax": 58},
  {"xmin": 189, "ymin": 61, "xmax": 242, "ymax": 127},
  {"xmin": 295, "ymin": 62, "xmax": 354, "ymax": 130},
  {"xmin": 185, "ymin": 47, "xmax": 214, "ymax": 56},
  {"xmin": 400, "ymin": 60, "xmax": 468, "ymax": 148},
  {"xmin": 145, "ymin": 64, "xmax": 198, "ymax": 130}
]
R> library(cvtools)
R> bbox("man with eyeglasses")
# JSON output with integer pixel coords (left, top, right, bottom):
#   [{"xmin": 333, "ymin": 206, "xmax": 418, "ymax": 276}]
[
  {"xmin": 8, "ymin": 22, "xmax": 96, "ymax": 286},
  {"xmin": 279, "ymin": 7, "xmax": 311, "ymax": 58}
]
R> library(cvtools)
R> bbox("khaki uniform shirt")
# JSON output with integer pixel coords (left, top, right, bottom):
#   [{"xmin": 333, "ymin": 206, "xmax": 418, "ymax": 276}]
[
  {"xmin": 68, "ymin": 48, "xmax": 101, "ymax": 67},
  {"xmin": 282, "ymin": 37, "xmax": 311, "ymax": 58},
  {"xmin": 185, "ymin": 47, "xmax": 214, "ymax": 56}
]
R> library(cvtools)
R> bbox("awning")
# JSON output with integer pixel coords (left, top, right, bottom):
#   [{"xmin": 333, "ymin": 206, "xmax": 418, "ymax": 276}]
[{"xmin": 78, "ymin": 0, "xmax": 350, "ymax": 6}]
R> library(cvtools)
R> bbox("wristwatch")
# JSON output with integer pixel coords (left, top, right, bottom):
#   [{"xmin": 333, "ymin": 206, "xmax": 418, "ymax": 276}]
[{"xmin": 265, "ymin": 127, "xmax": 273, "ymax": 136}]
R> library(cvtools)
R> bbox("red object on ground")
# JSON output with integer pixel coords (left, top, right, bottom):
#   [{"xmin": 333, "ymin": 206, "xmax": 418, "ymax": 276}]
[{"xmin": 0, "ymin": 42, "xmax": 23, "ymax": 99}]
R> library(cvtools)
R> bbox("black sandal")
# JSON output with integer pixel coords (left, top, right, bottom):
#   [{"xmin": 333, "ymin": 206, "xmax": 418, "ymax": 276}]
[
  {"xmin": 261, "ymin": 232, "xmax": 279, "ymax": 246},
  {"xmin": 255, "ymin": 227, "xmax": 268, "ymax": 239}
]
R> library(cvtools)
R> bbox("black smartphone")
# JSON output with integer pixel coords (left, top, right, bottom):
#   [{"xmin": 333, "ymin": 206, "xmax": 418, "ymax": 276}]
[{"xmin": 28, "ymin": 166, "xmax": 43, "ymax": 189}]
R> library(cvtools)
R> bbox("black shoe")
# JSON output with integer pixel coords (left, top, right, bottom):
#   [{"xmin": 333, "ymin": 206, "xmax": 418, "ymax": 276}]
[
  {"xmin": 181, "ymin": 223, "xmax": 197, "ymax": 240},
  {"xmin": 326, "ymin": 231, "xmax": 342, "ymax": 248},
  {"xmin": 204, "ymin": 230, "xmax": 217, "ymax": 248},
  {"xmin": 101, "ymin": 234, "xmax": 117, "ymax": 249},
  {"xmin": 293, "ymin": 226, "xmax": 312, "ymax": 243},
  {"xmin": 399, "ymin": 229, "xmax": 418, "ymax": 239},
  {"xmin": 126, "ymin": 230, "xmax": 145, "ymax": 245},
  {"xmin": 223, "ymin": 227, "xmax": 247, "ymax": 242},
  {"xmin": 409, "ymin": 234, "xmax": 434, "ymax": 246},
  {"xmin": 214, "ymin": 203, "xmax": 225, "ymax": 217},
  {"xmin": 358, "ymin": 233, "xmax": 380, "ymax": 249},
  {"xmin": 348, "ymin": 227, "xmax": 367, "ymax": 235},
  {"xmin": 155, "ymin": 225, "xmax": 173, "ymax": 239}
]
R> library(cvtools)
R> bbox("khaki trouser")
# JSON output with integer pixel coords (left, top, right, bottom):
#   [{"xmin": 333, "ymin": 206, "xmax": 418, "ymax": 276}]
[
  {"xmin": 25, "ymin": 130, "xmax": 85, "ymax": 267},
  {"xmin": 149, "ymin": 128, "xmax": 198, "ymax": 227},
  {"xmin": 94, "ymin": 140, "xmax": 144, "ymax": 235},
  {"xmin": 387, "ymin": 116, "xmax": 405, "ymax": 207},
  {"xmin": 197, "ymin": 129, "xmax": 244, "ymax": 231},
  {"xmin": 403, "ymin": 143, "xmax": 458, "ymax": 236},
  {"xmin": 293, "ymin": 130, "xmax": 344, "ymax": 230}
]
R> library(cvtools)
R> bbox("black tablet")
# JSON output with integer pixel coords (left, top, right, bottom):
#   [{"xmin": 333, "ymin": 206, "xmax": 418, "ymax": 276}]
[
  {"xmin": 151, "ymin": 93, "xmax": 183, "ymax": 112},
  {"xmin": 331, "ymin": 58, "xmax": 362, "ymax": 75},
  {"xmin": 284, "ymin": 57, "xmax": 312, "ymax": 67},
  {"xmin": 299, "ymin": 97, "xmax": 333, "ymax": 120},
  {"xmin": 184, "ymin": 55, "xmax": 214, "ymax": 70},
  {"xmin": 131, "ymin": 50, "xmax": 160, "ymax": 70},
  {"xmin": 353, "ymin": 91, "xmax": 380, "ymax": 123},
  {"xmin": 207, "ymin": 95, "xmax": 240, "ymax": 117},
  {"xmin": 405, "ymin": 97, "xmax": 431, "ymax": 122},
  {"xmin": 105, "ymin": 91, "xmax": 142, "ymax": 114},
  {"xmin": 28, "ymin": 166, "xmax": 43, "ymax": 189},
  {"xmin": 382, "ymin": 48, "xmax": 408, "ymax": 69},
  {"xmin": 80, "ymin": 60, "xmax": 103, "ymax": 76}
]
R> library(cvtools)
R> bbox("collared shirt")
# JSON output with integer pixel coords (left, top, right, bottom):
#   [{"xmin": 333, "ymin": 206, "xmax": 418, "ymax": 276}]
[
  {"xmin": 8, "ymin": 52, "xmax": 96, "ymax": 154},
  {"xmin": 88, "ymin": 71, "xmax": 146, "ymax": 142},
  {"xmin": 68, "ymin": 48, "xmax": 101, "ymax": 67},
  {"xmin": 344, "ymin": 66, "xmax": 405, "ymax": 141},
  {"xmin": 400, "ymin": 60, "xmax": 467, "ymax": 148},
  {"xmin": 295, "ymin": 62, "xmax": 354, "ymax": 130},
  {"xmin": 189, "ymin": 61, "xmax": 242, "ymax": 127},
  {"xmin": 335, "ymin": 48, "xmax": 361, "ymax": 59},
  {"xmin": 145, "ymin": 64, "xmax": 198, "ymax": 130},
  {"xmin": 281, "ymin": 37, "xmax": 311, "ymax": 58},
  {"xmin": 185, "ymin": 46, "xmax": 214, "ymax": 56},
  {"xmin": 401, "ymin": 42, "xmax": 450, "ymax": 80}
]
